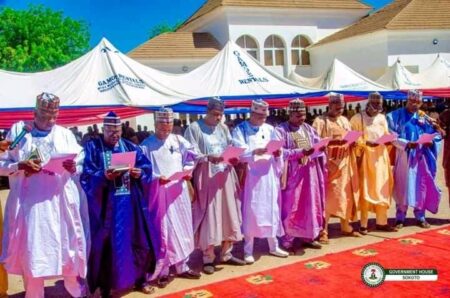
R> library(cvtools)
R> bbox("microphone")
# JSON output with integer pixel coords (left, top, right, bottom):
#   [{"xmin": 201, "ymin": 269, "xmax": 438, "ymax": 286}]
[
  {"xmin": 9, "ymin": 124, "xmax": 32, "ymax": 150},
  {"xmin": 418, "ymin": 110, "xmax": 437, "ymax": 125}
]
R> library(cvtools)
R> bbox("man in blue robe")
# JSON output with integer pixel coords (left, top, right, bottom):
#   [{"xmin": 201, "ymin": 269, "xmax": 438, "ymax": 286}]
[
  {"xmin": 81, "ymin": 112, "xmax": 155, "ymax": 296},
  {"xmin": 387, "ymin": 90, "xmax": 443, "ymax": 229}
]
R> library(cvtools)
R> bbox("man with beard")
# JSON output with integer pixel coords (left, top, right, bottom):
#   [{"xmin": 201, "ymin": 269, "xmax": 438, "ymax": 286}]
[
  {"xmin": 81, "ymin": 112, "xmax": 155, "ymax": 296},
  {"xmin": 184, "ymin": 97, "xmax": 245, "ymax": 275},
  {"xmin": 276, "ymin": 99, "xmax": 327, "ymax": 251}
]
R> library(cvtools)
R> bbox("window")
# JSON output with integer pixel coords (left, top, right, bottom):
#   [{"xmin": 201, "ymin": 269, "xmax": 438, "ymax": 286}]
[
  {"xmin": 236, "ymin": 35, "xmax": 258, "ymax": 60},
  {"xmin": 264, "ymin": 35, "xmax": 285, "ymax": 66},
  {"xmin": 291, "ymin": 35, "xmax": 311, "ymax": 66}
]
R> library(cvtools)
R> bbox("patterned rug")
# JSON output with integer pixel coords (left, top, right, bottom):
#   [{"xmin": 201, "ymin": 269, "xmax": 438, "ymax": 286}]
[{"xmin": 162, "ymin": 226, "xmax": 450, "ymax": 298}]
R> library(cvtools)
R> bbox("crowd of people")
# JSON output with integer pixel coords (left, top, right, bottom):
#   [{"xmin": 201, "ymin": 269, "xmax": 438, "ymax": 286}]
[{"xmin": 0, "ymin": 90, "xmax": 448, "ymax": 297}]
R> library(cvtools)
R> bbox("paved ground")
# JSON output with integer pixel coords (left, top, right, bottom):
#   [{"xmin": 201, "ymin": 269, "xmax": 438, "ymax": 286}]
[{"xmin": 1, "ymin": 153, "xmax": 449, "ymax": 297}]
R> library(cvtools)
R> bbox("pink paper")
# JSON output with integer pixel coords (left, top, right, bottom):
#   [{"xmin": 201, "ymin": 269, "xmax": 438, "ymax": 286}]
[
  {"xmin": 374, "ymin": 133, "xmax": 398, "ymax": 145},
  {"xmin": 310, "ymin": 137, "xmax": 331, "ymax": 159},
  {"xmin": 265, "ymin": 140, "xmax": 284, "ymax": 154},
  {"xmin": 221, "ymin": 146, "xmax": 245, "ymax": 163},
  {"xmin": 417, "ymin": 133, "xmax": 438, "ymax": 145},
  {"xmin": 343, "ymin": 131, "xmax": 363, "ymax": 145},
  {"xmin": 43, "ymin": 153, "xmax": 77, "ymax": 174},
  {"xmin": 111, "ymin": 151, "xmax": 136, "ymax": 168},
  {"xmin": 167, "ymin": 169, "xmax": 192, "ymax": 182}
]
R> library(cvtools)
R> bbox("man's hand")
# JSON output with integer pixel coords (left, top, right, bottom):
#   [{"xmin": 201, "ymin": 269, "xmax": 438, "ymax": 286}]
[
  {"xmin": 302, "ymin": 148, "xmax": 315, "ymax": 156},
  {"xmin": 208, "ymin": 155, "xmax": 224, "ymax": 164},
  {"xmin": 62, "ymin": 159, "xmax": 77, "ymax": 174},
  {"xmin": 130, "ymin": 167, "xmax": 142, "ymax": 179},
  {"xmin": 228, "ymin": 157, "xmax": 239, "ymax": 166},
  {"xmin": 365, "ymin": 141, "xmax": 379, "ymax": 148},
  {"xmin": 183, "ymin": 175, "xmax": 192, "ymax": 181},
  {"xmin": 329, "ymin": 139, "xmax": 347, "ymax": 146},
  {"xmin": 273, "ymin": 149, "xmax": 282, "ymax": 158},
  {"xmin": 253, "ymin": 148, "xmax": 267, "ymax": 156},
  {"xmin": 0, "ymin": 140, "xmax": 11, "ymax": 153},
  {"xmin": 159, "ymin": 176, "xmax": 170, "ymax": 185},
  {"xmin": 105, "ymin": 168, "xmax": 124, "ymax": 180},
  {"xmin": 423, "ymin": 142, "xmax": 433, "ymax": 148},
  {"xmin": 406, "ymin": 141, "xmax": 418, "ymax": 149},
  {"xmin": 18, "ymin": 159, "xmax": 41, "ymax": 175}
]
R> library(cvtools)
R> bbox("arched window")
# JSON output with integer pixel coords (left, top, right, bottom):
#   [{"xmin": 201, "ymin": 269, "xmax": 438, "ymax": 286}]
[
  {"xmin": 236, "ymin": 35, "xmax": 258, "ymax": 59},
  {"xmin": 291, "ymin": 35, "xmax": 311, "ymax": 66},
  {"xmin": 264, "ymin": 35, "xmax": 285, "ymax": 66}
]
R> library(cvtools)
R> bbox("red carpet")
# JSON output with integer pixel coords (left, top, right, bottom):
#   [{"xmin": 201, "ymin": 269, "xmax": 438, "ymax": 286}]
[{"xmin": 163, "ymin": 226, "xmax": 450, "ymax": 298}]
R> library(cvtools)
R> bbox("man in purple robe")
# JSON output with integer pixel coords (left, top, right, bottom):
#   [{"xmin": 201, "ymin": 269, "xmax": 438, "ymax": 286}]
[{"xmin": 276, "ymin": 99, "xmax": 327, "ymax": 251}]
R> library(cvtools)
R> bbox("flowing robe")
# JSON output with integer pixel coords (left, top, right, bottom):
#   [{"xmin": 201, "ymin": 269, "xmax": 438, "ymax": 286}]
[
  {"xmin": 141, "ymin": 134, "xmax": 196, "ymax": 279},
  {"xmin": 0, "ymin": 121, "xmax": 87, "ymax": 280},
  {"xmin": 276, "ymin": 122, "xmax": 326, "ymax": 241},
  {"xmin": 386, "ymin": 108, "xmax": 441, "ymax": 213},
  {"xmin": 81, "ymin": 138, "xmax": 155, "ymax": 292},
  {"xmin": 184, "ymin": 120, "xmax": 242, "ymax": 251},
  {"xmin": 312, "ymin": 115, "xmax": 359, "ymax": 220},
  {"xmin": 232, "ymin": 121, "xmax": 284, "ymax": 238},
  {"xmin": 350, "ymin": 112, "xmax": 393, "ymax": 209}
]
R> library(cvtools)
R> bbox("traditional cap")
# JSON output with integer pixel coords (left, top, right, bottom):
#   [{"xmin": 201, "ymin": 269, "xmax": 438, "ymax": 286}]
[
  {"xmin": 407, "ymin": 89, "xmax": 423, "ymax": 101},
  {"xmin": 251, "ymin": 99, "xmax": 269, "ymax": 115},
  {"xmin": 288, "ymin": 98, "xmax": 306, "ymax": 113},
  {"xmin": 155, "ymin": 107, "xmax": 174, "ymax": 124},
  {"xmin": 368, "ymin": 91, "xmax": 383, "ymax": 101},
  {"xmin": 328, "ymin": 92, "xmax": 345, "ymax": 104},
  {"xmin": 104, "ymin": 111, "xmax": 121, "ymax": 126},
  {"xmin": 36, "ymin": 92, "xmax": 60, "ymax": 113},
  {"xmin": 207, "ymin": 96, "xmax": 225, "ymax": 111}
]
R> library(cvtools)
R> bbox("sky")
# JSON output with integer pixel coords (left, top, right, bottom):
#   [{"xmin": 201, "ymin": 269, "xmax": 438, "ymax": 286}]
[{"xmin": 0, "ymin": 0, "xmax": 394, "ymax": 53}]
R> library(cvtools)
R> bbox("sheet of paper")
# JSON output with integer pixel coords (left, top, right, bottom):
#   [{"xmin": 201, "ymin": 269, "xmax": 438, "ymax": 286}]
[
  {"xmin": 111, "ymin": 151, "xmax": 136, "ymax": 168},
  {"xmin": 221, "ymin": 146, "xmax": 245, "ymax": 163},
  {"xmin": 167, "ymin": 169, "xmax": 192, "ymax": 182},
  {"xmin": 265, "ymin": 140, "xmax": 283, "ymax": 154},
  {"xmin": 310, "ymin": 137, "xmax": 331, "ymax": 159},
  {"xmin": 43, "ymin": 153, "xmax": 77, "ymax": 174},
  {"xmin": 374, "ymin": 133, "xmax": 398, "ymax": 145},
  {"xmin": 343, "ymin": 131, "xmax": 363, "ymax": 145},
  {"xmin": 416, "ymin": 133, "xmax": 438, "ymax": 144}
]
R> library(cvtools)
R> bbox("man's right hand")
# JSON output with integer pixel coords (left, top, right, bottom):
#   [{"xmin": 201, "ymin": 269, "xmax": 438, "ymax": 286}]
[
  {"xmin": 159, "ymin": 176, "xmax": 171, "ymax": 185},
  {"xmin": 18, "ymin": 159, "xmax": 42, "ymax": 175},
  {"xmin": 105, "ymin": 169, "xmax": 124, "ymax": 180},
  {"xmin": 0, "ymin": 140, "xmax": 11, "ymax": 153},
  {"xmin": 208, "ymin": 155, "xmax": 224, "ymax": 164},
  {"xmin": 252, "ymin": 148, "xmax": 267, "ymax": 156},
  {"xmin": 302, "ymin": 148, "xmax": 315, "ymax": 156},
  {"xmin": 406, "ymin": 141, "xmax": 418, "ymax": 149}
]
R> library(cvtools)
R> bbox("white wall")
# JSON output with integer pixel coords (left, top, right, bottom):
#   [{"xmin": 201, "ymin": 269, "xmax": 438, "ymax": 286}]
[{"xmin": 134, "ymin": 58, "xmax": 209, "ymax": 74}]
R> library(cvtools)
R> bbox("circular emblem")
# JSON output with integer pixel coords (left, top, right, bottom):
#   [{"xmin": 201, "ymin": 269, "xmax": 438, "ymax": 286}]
[{"xmin": 361, "ymin": 262, "xmax": 385, "ymax": 287}]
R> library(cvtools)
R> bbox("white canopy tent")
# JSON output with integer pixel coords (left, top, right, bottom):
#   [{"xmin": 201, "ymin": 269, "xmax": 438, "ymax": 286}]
[{"xmin": 289, "ymin": 58, "xmax": 388, "ymax": 91}]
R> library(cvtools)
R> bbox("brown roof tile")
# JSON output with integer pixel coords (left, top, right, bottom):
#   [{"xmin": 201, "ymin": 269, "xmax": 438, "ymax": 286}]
[
  {"xmin": 181, "ymin": 0, "xmax": 371, "ymax": 28},
  {"xmin": 313, "ymin": 0, "xmax": 450, "ymax": 47},
  {"xmin": 128, "ymin": 32, "xmax": 221, "ymax": 59}
]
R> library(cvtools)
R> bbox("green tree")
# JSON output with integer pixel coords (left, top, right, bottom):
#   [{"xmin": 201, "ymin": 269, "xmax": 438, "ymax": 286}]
[
  {"xmin": 0, "ymin": 5, "xmax": 90, "ymax": 72},
  {"xmin": 148, "ymin": 21, "xmax": 183, "ymax": 40}
]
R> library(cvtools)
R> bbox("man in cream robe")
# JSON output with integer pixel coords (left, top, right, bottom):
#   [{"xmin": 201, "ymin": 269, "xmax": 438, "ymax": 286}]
[
  {"xmin": 312, "ymin": 93, "xmax": 360, "ymax": 243},
  {"xmin": 141, "ymin": 108, "xmax": 200, "ymax": 287},
  {"xmin": 184, "ymin": 98, "xmax": 245, "ymax": 275},
  {"xmin": 232, "ymin": 99, "xmax": 288, "ymax": 264},
  {"xmin": 350, "ymin": 92, "xmax": 396, "ymax": 234},
  {"xmin": 0, "ymin": 93, "xmax": 88, "ymax": 298}
]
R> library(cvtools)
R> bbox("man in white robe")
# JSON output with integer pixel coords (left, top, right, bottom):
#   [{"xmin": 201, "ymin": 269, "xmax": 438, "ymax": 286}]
[
  {"xmin": 0, "ymin": 93, "xmax": 88, "ymax": 298},
  {"xmin": 141, "ymin": 108, "xmax": 200, "ymax": 288},
  {"xmin": 232, "ymin": 99, "xmax": 288, "ymax": 264},
  {"xmin": 184, "ymin": 97, "xmax": 245, "ymax": 275}
]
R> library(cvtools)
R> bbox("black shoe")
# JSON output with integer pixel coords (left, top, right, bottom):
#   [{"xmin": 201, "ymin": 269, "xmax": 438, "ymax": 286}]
[
  {"xmin": 304, "ymin": 240, "xmax": 322, "ymax": 249},
  {"xmin": 222, "ymin": 256, "xmax": 246, "ymax": 266},
  {"xmin": 156, "ymin": 275, "xmax": 171, "ymax": 288},
  {"xmin": 376, "ymin": 224, "xmax": 398, "ymax": 232},
  {"xmin": 417, "ymin": 220, "xmax": 431, "ymax": 229},
  {"xmin": 359, "ymin": 227, "xmax": 368, "ymax": 235},
  {"xmin": 203, "ymin": 263, "xmax": 216, "ymax": 275},
  {"xmin": 395, "ymin": 221, "xmax": 404, "ymax": 229},
  {"xmin": 178, "ymin": 269, "xmax": 201, "ymax": 279}
]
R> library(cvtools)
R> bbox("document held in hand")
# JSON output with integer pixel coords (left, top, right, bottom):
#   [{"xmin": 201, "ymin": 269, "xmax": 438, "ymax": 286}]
[
  {"xmin": 167, "ymin": 169, "xmax": 193, "ymax": 182},
  {"xmin": 43, "ymin": 153, "xmax": 77, "ymax": 174},
  {"xmin": 221, "ymin": 146, "xmax": 245, "ymax": 163},
  {"xmin": 110, "ymin": 151, "xmax": 136, "ymax": 170},
  {"xmin": 373, "ymin": 133, "xmax": 398, "ymax": 145},
  {"xmin": 343, "ymin": 131, "xmax": 363, "ymax": 145},
  {"xmin": 416, "ymin": 133, "xmax": 438, "ymax": 145},
  {"xmin": 310, "ymin": 137, "xmax": 331, "ymax": 159},
  {"xmin": 265, "ymin": 140, "xmax": 284, "ymax": 154}
]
